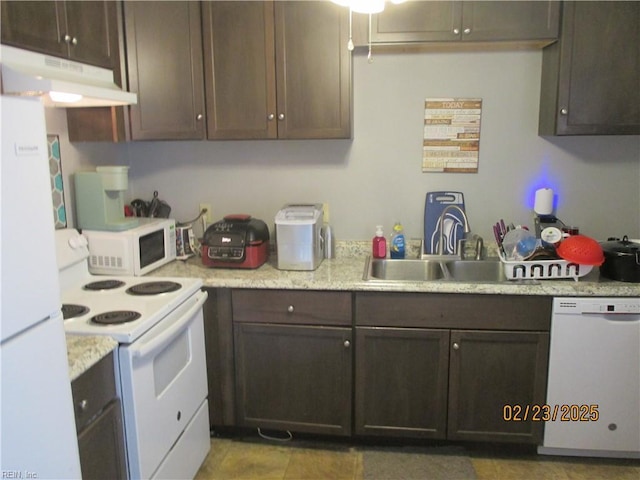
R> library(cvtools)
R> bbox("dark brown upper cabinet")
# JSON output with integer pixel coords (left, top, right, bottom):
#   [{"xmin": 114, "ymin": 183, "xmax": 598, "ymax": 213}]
[
  {"xmin": 539, "ymin": 1, "xmax": 640, "ymax": 136},
  {"xmin": 202, "ymin": 1, "xmax": 352, "ymax": 140},
  {"xmin": 353, "ymin": 1, "xmax": 560, "ymax": 46},
  {"xmin": 1, "ymin": 1, "xmax": 119, "ymax": 69},
  {"xmin": 124, "ymin": 1, "xmax": 206, "ymax": 140}
]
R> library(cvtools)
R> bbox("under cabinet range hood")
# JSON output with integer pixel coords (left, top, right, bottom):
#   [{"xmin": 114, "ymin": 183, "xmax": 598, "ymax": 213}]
[{"xmin": 1, "ymin": 45, "xmax": 137, "ymax": 108}]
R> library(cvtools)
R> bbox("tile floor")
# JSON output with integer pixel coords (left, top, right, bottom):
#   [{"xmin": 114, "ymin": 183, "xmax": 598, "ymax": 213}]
[{"xmin": 195, "ymin": 433, "xmax": 640, "ymax": 480}]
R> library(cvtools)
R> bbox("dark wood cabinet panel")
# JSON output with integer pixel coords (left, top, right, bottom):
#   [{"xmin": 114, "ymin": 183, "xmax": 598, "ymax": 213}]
[
  {"xmin": 354, "ymin": 293, "xmax": 551, "ymax": 443},
  {"xmin": 355, "ymin": 327, "xmax": 449, "ymax": 438},
  {"xmin": 71, "ymin": 352, "xmax": 127, "ymax": 479},
  {"xmin": 202, "ymin": 1, "xmax": 277, "ymax": 139},
  {"xmin": 448, "ymin": 330, "xmax": 549, "ymax": 443},
  {"xmin": 232, "ymin": 289, "xmax": 352, "ymax": 326},
  {"xmin": 354, "ymin": 1, "xmax": 559, "ymax": 46},
  {"xmin": 203, "ymin": 288, "xmax": 235, "ymax": 428},
  {"xmin": 355, "ymin": 292, "xmax": 551, "ymax": 330},
  {"xmin": 1, "ymin": 1, "xmax": 66, "ymax": 58},
  {"xmin": 539, "ymin": 1, "xmax": 640, "ymax": 135},
  {"xmin": 203, "ymin": 1, "xmax": 351, "ymax": 140},
  {"xmin": 1, "ymin": 1, "xmax": 118, "ymax": 69},
  {"xmin": 274, "ymin": 1, "xmax": 351, "ymax": 139},
  {"xmin": 77, "ymin": 400, "xmax": 127, "ymax": 480},
  {"xmin": 124, "ymin": 1, "xmax": 206, "ymax": 140},
  {"xmin": 460, "ymin": 1, "xmax": 559, "ymax": 42},
  {"xmin": 234, "ymin": 322, "xmax": 352, "ymax": 435}
]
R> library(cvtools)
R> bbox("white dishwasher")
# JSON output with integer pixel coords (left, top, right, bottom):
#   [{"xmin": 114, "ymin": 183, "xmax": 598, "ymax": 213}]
[{"xmin": 538, "ymin": 297, "xmax": 640, "ymax": 459}]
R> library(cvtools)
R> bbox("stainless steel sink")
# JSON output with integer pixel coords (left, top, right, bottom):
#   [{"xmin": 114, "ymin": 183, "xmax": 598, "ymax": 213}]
[
  {"xmin": 443, "ymin": 259, "xmax": 508, "ymax": 283},
  {"xmin": 367, "ymin": 258, "xmax": 446, "ymax": 281},
  {"xmin": 363, "ymin": 256, "xmax": 508, "ymax": 283}
]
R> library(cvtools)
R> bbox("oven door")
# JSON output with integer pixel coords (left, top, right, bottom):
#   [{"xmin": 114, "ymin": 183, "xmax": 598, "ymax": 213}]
[{"xmin": 117, "ymin": 290, "xmax": 209, "ymax": 479}]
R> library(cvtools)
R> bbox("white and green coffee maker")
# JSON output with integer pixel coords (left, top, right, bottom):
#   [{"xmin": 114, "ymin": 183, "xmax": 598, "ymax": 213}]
[{"xmin": 75, "ymin": 166, "xmax": 138, "ymax": 231}]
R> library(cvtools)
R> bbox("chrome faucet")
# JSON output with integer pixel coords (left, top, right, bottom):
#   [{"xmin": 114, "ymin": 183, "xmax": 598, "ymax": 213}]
[{"xmin": 436, "ymin": 205, "xmax": 471, "ymax": 256}]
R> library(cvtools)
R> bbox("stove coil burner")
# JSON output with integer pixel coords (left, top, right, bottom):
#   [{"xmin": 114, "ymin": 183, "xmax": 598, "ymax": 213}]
[
  {"xmin": 83, "ymin": 279, "xmax": 126, "ymax": 291},
  {"xmin": 62, "ymin": 304, "xmax": 89, "ymax": 320},
  {"xmin": 126, "ymin": 281, "xmax": 181, "ymax": 296},
  {"xmin": 92, "ymin": 310, "xmax": 142, "ymax": 325}
]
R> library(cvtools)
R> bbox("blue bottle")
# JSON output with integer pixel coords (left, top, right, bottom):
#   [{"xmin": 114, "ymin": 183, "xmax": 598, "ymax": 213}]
[{"xmin": 390, "ymin": 222, "xmax": 406, "ymax": 259}]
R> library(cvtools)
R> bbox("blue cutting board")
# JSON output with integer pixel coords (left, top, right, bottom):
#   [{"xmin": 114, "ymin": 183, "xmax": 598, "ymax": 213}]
[{"xmin": 424, "ymin": 191, "xmax": 466, "ymax": 254}]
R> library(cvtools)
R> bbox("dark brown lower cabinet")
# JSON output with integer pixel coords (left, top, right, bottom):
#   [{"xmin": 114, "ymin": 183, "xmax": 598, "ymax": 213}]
[
  {"xmin": 355, "ymin": 327, "xmax": 450, "ymax": 438},
  {"xmin": 448, "ymin": 330, "xmax": 549, "ymax": 443},
  {"xmin": 355, "ymin": 327, "xmax": 549, "ymax": 443},
  {"xmin": 72, "ymin": 352, "xmax": 127, "ymax": 479},
  {"xmin": 77, "ymin": 400, "xmax": 127, "ymax": 480},
  {"xmin": 354, "ymin": 292, "xmax": 551, "ymax": 444},
  {"xmin": 234, "ymin": 322, "xmax": 352, "ymax": 436}
]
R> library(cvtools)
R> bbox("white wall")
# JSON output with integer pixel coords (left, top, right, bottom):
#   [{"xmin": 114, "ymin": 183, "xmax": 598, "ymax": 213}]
[{"xmin": 49, "ymin": 49, "xmax": 640, "ymax": 243}]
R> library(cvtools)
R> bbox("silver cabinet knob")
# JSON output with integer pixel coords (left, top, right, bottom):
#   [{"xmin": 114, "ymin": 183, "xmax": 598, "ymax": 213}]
[
  {"xmin": 452, "ymin": 342, "xmax": 460, "ymax": 350},
  {"xmin": 78, "ymin": 399, "xmax": 88, "ymax": 411},
  {"xmin": 63, "ymin": 34, "xmax": 71, "ymax": 43},
  {"xmin": 196, "ymin": 113, "xmax": 203, "ymax": 121},
  {"xmin": 560, "ymin": 108, "xmax": 568, "ymax": 115},
  {"xmin": 287, "ymin": 305, "xmax": 294, "ymax": 313},
  {"xmin": 278, "ymin": 113, "xmax": 285, "ymax": 121},
  {"xmin": 463, "ymin": 28, "xmax": 471, "ymax": 34},
  {"xmin": 267, "ymin": 113, "xmax": 275, "ymax": 121},
  {"xmin": 344, "ymin": 340, "xmax": 351, "ymax": 348},
  {"xmin": 71, "ymin": 37, "xmax": 78, "ymax": 45},
  {"xmin": 453, "ymin": 28, "xmax": 460, "ymax": 35}
]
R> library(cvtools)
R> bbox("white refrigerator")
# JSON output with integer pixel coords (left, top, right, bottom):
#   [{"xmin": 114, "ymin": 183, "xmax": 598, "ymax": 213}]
[{"xmin": 1, "ymin": 96, "xmax": 81, "ymax": 478}]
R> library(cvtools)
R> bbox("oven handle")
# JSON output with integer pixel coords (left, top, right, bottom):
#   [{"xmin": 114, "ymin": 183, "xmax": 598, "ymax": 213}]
[{"xmin": 131, "ymin": 290, "xmax": 208, "ymax": 360}]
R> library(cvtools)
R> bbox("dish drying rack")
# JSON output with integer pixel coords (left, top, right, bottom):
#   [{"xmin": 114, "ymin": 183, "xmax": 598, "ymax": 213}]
[{"xmin": 499, "ymin": 254, "xmax": 593, "ymax": 282}]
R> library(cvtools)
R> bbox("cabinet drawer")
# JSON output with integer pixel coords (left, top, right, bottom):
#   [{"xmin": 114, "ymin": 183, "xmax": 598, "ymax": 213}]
[
  {"xmin": 232, "ymin": 289, "xmax": 352, "ymax": 326},
  {"xmin": 355, "ymin": 293, "xmax": 551, "ymax": 330},
  {"xmin": 71, "ymin": 352, "xmax": 117, "ymax": 432}
]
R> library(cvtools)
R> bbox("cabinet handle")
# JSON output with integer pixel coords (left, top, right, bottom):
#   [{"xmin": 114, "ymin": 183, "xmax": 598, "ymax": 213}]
[
  {"xmin": 267, "ymin": 113, "xmax": 275, "ymax": 121},
  {"xmin": 560, "ymin": 108, "xmax": 568, "ymax": 115},
  {"xmin": 278, "ymin": 113, "xmax": 285, "ymax": 121},
  {"xmin": 453, "ymin": 28, "xmax": 460, "ymax": 35},
  {"xmin": 196, "ymin": 114, "xmax": 203, "ymax": 121},
  {"xmin": 343, "ymin": 340, "xmax": 351, "ymax": 348},
  {"xmin": 287, "ymin": 305, "xmax": 294, "ymax": 313},
  {"xmin": 78, "ymin": 399, "xmax": 88, "ymax": 412},
  {"xmin": 71, "ymin": 37, "xmax": 78, "ymax": 45},
  {"xmin": 463, "ymin": 28, "xmax": 471, "ymax": 35},
  {"xmin": 452, "ymin": 342, "xmax": 460, "ymax": 350},
  {"xmin": 63, "ymin": 34, "xmax": 71, "ymax": 44}
]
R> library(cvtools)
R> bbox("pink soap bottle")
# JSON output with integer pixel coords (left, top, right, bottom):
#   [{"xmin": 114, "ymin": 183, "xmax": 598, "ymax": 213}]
[{"xmin": 372, "ymin": 225, "xmax": 387, "ymax": 259}]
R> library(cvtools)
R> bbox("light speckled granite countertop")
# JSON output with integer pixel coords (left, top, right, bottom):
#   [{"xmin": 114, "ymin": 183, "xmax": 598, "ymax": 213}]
[
  {"xmin": 152, "ymin": 241, "xmax": 640, "ymax": 297},
  {"xmin": 66, "ymin": 335, "xmax": 117, "ymax": 381}
]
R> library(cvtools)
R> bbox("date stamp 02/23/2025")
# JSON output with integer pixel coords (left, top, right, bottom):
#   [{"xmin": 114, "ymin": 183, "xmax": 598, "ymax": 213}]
[{"xmin": 503, "ymin": 404, "xmax": 600, "ymax": 422}]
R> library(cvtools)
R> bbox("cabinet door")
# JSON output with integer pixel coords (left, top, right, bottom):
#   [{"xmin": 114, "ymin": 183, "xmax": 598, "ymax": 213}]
[
  {"xmin": 363, "ymin": 1, "xmax": 558, "ymax": 44},
  {"xmin": 370, "ymin": 1, "xmax": 462, "ymax": 43},
  {"xmin": 1, "ymin": 1, "xmax": 67, "ymax": 57},
  {"xmin": 202, "ymin": 1, "xmax": 277, "ymax": 139},
  {"xmin": 64, "ymin": 1, "xmax": 117, "ymax": 68},
  {"xmin": 125, "ymin": 1, "xmax": 206, "ymax": 140},
  {"xmin": 448, "ymin": 330, "xmax": 549, "ymax": 443},
  {"xmin": 355, "ymin": 327, "xmax": 449, "ymax": 439},
  {"xmin": 77, "ymin": 400, "xmax": 127, "ymax": 480},
  {"xmin": 461, "ymin": 1, "xmax": 559, "ymax": 42},
  {"xmin": 202, "ymin": 288, "xmax": 236, "ymax": 428},
  {"xmin": 234, "ymin": 323, "xmax": 352, "ymax": 436},
  {"xmin": 275, "ymin": 1, "xmax": 351, "ymax": 139},
  {"xmin": 539, "ymin": 1, "xmax": 640, "ymax": 135}
]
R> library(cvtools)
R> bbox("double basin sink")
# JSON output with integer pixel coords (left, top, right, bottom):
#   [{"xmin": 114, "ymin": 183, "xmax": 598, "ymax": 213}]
[{"xmin": 364, "ymin": 256, "xmax": 509, "ymax": 283}]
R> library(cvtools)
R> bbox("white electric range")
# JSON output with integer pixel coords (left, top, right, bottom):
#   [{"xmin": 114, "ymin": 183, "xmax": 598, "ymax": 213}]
[{"xmin": 57, "ymin": 228, "xmax": 210, "ymax": 479}]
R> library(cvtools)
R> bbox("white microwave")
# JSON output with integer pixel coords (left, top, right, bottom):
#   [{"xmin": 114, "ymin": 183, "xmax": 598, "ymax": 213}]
[{"xmin": 82, "ymin": 218, "xmax": 176, "ymax": 276}]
